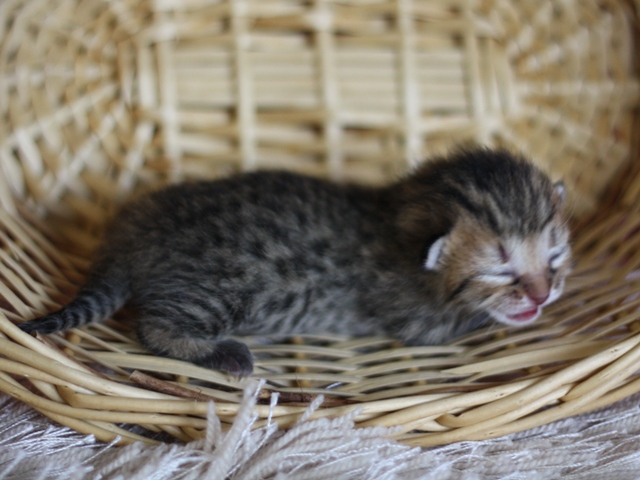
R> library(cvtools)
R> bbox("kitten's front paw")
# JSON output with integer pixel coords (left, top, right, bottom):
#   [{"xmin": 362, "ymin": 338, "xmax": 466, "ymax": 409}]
[{"xmin": 199, "ymin": 339, "xmax": 254, "ymax": 378}]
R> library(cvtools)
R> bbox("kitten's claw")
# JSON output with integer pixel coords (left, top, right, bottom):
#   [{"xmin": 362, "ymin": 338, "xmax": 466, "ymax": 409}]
[{"xmin": 198, "ymin": 339, "xmax": 254, "ymax": 378}]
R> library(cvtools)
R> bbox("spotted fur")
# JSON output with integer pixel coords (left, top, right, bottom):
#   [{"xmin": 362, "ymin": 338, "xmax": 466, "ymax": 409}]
[{"xmin": 19, "ymin": 148, "xmax": 571, "ymax": 376}]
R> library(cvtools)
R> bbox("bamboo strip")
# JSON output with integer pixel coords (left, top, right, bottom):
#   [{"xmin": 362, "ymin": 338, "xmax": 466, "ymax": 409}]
[
  {"xmin": 62, "ymin": 390, "xmax": 211, "ymax": 415},
  {"xmin": 440, "ymin": 334, "xmax": 640, "ymax": 428},
  {"xmin": 147, "ymin": 379, "xmax": 242, "ymax": 403},
  {"xmin": 181, "ymin": 426, "xmax": 205, "ymax": 441},
  {"xmin": 0, "ymin": 357, "xmax": 92, "ymax": 390},
  {"xmin": 0, "ymin": 377, "xmax": 209, "ymax": 428},
  {"xmin": 48, "ymin": 335, "xmax": 131, "ymax": 377},
  {"xmin": 92, "ymin": 352, "xmax": 251, "ymax": 388},
  {"xmin": 39, "ymin": 409, "xmax": 158, "ymax": 446},
  {"xmin": 562, "ymin": 342, "xmax": 640, "ymax": 401},
  {"xmin": 0, "ymin": 368, "xmax": 157, "ymax": 445},
  {"xmin": 411, "ymin": 355, "xmax": 640, "ymax": 446},
  {"xmin": 70, "ymin": 327, "xmax": 129, "ymax": 354},
  {"xmin": 55, "ymin": 384, "xmax": 184, "ymax": 441},
  {"xmin": 443, "ymin": 342, "xmax": 610, "ymax": 376},
  {"xmin": 401, "ymin": 384, "xmax": 574, "ymax": 446},
  {"xmin": 0, "ymin": 337, "xmax": 176, "ymax": 399},
  {"xmin": 129, "ymin": 370, "xmax": 233, "ymax": 402},
  {"xmin": 0, "ymin": 319, "xmax": 96, "ymax": 375},
  {"xmin": 89, "ymin": 324, "xmax": 139, "ymax": 345},
  {"xmin": 357, "ymin": 377, "xmax": 538, "ymax": 431}
]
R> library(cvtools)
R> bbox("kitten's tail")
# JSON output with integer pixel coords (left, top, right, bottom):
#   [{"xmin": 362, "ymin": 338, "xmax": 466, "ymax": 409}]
[{"xmin": 19, "ymin": 266, "xmax": 130, "ymax": 335}]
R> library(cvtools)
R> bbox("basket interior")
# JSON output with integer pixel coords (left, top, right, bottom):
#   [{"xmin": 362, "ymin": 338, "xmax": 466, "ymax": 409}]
[{"xmin": 2, "ymin": 0, "xmax": 639, "ymax": 229}]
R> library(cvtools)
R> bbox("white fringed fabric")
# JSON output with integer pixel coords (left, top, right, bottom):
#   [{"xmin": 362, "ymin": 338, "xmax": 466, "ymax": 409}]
[{"xmin": 2, "ymin": 381, "xmax": 640, "ymax": 479}]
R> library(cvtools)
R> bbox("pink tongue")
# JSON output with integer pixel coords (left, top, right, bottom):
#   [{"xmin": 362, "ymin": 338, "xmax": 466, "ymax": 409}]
[{"xmin": 508, "ymin": 308, "xmax": 538, "ymax": 322}]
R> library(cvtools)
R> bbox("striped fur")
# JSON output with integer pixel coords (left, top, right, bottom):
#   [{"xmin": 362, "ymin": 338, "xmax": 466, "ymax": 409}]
[{"xmin": 19, "ymin": 147, "xmax": 571, "ymax": 376}]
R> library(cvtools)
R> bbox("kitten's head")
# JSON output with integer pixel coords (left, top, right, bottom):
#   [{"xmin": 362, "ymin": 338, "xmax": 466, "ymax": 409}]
[
  {"xmin": 426, "ymin": 207, "xmax": 570, "ymax": 326},
  {"xmin": 401, "ymin": 148, "xmax": 571, "ymax": 327}
]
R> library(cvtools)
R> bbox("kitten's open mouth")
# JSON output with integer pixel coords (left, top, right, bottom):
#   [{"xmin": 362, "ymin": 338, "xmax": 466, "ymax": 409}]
[{"xmin": 506, "ymin": 307, "xmax": 539, "ymax": 322}]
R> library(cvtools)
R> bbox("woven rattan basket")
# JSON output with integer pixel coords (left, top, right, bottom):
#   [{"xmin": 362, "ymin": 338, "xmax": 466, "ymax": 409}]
[{"xmin": 1, "ymin": 0, "xmax": 640, "ymax": 447}]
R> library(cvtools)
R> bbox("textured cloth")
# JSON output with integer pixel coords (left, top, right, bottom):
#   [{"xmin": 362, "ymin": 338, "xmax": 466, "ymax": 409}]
[{"xmin": 1, "ymin": 382, "xmax": 640, "ymax": 480}]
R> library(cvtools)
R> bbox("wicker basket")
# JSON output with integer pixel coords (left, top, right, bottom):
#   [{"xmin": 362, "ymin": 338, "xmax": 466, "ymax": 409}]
[{"xmin": 1, "ymin": 0, "xmax": 639, "ymax": 447}]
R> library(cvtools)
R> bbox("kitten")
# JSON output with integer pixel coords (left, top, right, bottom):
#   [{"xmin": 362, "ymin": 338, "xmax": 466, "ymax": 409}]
[{"xmin": 19, "ymin": 148, "xmax": 571, "ymax": 377}]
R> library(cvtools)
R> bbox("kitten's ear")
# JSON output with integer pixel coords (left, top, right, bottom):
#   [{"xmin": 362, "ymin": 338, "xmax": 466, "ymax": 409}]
[
  {"xmin": 424, "ymin": 235, "xmax": 447, "ymax": 271},
  {"xmin": 553, "ymin": 181, "xmax": 566, "ymax": 205}
]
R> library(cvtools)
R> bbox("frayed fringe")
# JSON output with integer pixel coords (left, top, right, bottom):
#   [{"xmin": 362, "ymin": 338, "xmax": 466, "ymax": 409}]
[{"xmin": 2, "ymin": 389, "xmax": 640, "ymax": 479}]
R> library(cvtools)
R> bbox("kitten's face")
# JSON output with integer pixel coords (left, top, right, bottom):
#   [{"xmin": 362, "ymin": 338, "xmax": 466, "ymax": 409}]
[{"xmin": 428, "ymin": 213, "xmax": 571, "ymax": 326}]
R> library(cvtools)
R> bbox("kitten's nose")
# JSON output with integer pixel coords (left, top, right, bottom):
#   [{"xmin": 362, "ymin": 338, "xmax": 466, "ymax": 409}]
[{"xmin": 522, "ymin": 275, "xmax": 550, "ymax": 305}]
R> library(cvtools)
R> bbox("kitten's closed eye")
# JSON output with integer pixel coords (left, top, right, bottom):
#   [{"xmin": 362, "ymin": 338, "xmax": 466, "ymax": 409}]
[
  {"xmin": 549, "ymin": 246, "xmax": 570, "ymax": 270},
  {"xmin": 478, "ymin": 271, "xmax": 517, "ymax": 285}
]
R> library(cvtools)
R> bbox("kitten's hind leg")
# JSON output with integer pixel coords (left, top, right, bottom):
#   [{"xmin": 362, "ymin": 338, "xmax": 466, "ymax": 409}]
[{"xmin": 135, "ymin": 316, "xmax": 253, "ymax": 377}]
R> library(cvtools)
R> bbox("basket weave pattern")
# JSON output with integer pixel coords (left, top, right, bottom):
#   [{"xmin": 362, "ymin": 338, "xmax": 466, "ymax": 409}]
[{"xmin": 1, "ymin": 0, "xmax": 639, "ymax": 446}]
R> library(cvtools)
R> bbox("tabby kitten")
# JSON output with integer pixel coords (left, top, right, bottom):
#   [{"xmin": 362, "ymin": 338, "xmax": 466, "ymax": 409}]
[{"xmin": 20, "ymin": 148, "xmax": 571, "ymax": 377}]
